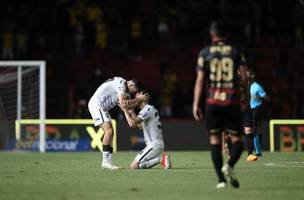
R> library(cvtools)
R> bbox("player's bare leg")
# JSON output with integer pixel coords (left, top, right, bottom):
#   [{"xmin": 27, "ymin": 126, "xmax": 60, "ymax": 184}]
[
  {"xmin": 130, "ymin": 160, "xmax": 140, "ymax": 169},
  {"xmin": 140, "ymin": 156, "xmax": 162, "ymax": 169},
  {"xmin": 100, "ymin": 122, "xmax": 119, "ymax": 170},
  {"xmin": 222, "ymin": 130, "xmax": 231, "ymax": 159},
  {"xmin": 130, "ymin": 157, "xmax": 162, "ymax": 169}
]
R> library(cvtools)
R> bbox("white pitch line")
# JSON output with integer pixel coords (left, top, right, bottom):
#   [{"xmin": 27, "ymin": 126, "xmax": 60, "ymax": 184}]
[{"xmin": 265, "ymin": 161, "xmax": 304, "ymax": 168}]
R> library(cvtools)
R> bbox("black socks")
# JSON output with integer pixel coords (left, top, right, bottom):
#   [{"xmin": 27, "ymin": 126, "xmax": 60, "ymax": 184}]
[
  {"xmin": 211, "ymin": 144, "xmax": 226, "ymax": 182},
  {"xmin": 245, "ymin": 134, "xmax": 254, "ymax": 155},
  {"xmin": 103, "ymin": 145, "xmax": 110, "ymax": 152},
  {"xmin": 228, "ymin": 141, "xmax": 243, "ymax": 168}
]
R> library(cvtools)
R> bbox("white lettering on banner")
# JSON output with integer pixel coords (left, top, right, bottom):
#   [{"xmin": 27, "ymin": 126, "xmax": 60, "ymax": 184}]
[
  {"xmin": 32, "ymin": 140, "xmax": 79, "ymax": 151},
  {"xmin": 47, "ymin": 141, "xmax": 78, "ymax": 151}
]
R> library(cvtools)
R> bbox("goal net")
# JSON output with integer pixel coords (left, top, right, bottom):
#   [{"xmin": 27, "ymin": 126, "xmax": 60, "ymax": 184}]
[{"xmin": 0, "ymin": 61, "xmax": 46, "ymax": 152}]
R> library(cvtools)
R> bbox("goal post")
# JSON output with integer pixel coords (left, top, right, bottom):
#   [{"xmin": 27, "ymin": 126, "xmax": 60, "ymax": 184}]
[{"xmin": 0, "ymin": 61, "xmax": 46, "ymax": 152}]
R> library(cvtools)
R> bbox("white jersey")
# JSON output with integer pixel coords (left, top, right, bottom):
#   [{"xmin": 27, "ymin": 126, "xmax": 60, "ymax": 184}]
[
  {"xmin": 138, "ymin": 104, "xmax": 164, "ymax": 148},
  {"xmin": 89, "ymin": 77, "xmax": 128, "ymax": 111}
]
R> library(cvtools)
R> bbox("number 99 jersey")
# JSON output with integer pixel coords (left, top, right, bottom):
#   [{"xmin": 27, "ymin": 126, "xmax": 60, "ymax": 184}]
[{"xmin": 196, "ymin": 40, "xmax": 246, "ymax": 106}]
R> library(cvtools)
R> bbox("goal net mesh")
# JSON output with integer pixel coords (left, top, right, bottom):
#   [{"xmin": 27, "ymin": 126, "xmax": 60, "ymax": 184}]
[{"xmin": 0, "ymin": 66, "xmax": 40, "ymax": 150}]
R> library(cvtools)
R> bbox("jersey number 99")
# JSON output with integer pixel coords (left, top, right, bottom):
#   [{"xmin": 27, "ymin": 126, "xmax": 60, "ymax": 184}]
[{"xmin": 209, "ymin": 58, "xmax": 234, "ymax": 82}]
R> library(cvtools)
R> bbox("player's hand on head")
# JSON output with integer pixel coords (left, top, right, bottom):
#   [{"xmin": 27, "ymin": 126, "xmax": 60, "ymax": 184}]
[
  {"xmin": 193, "ymin": 105, "xmax": 203, "ymax": 121},
  {"xmin": 136, "ymin": 91, "xmax": 150, "ymax": 102}
]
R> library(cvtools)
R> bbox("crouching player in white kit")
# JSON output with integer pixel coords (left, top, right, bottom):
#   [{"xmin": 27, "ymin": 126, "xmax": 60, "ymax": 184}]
[
  {"xmin": 88, "ymin": 77, "xmax": 149, "ymax": 170},
  {"xmin": 120, "ymin": 92, "xmax": 171, "ymax": 169}
]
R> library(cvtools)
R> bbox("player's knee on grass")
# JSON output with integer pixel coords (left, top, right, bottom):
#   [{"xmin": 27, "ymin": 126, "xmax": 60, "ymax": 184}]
[{"xmin": 130, "ymin": 160, "xmax": 140, "ymax": 169}]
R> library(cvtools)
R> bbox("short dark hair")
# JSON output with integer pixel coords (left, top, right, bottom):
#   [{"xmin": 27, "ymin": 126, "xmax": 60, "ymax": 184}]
[
  {"xmin": 247, "ymin": 69, "xmax": 256, "ymax": 80},
  {"xmin": 209, "ymin": 20, "xmax": 230, "ymax": 38},
  {"xmin": 130, "ymin": 79, "xmax": 141, "ymax": 90}
]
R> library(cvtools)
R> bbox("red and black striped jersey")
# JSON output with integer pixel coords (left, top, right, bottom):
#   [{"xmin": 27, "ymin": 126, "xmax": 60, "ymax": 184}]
[{"xmin": 196, "ymin": 40, "xmax": 246, "ymax": 106}]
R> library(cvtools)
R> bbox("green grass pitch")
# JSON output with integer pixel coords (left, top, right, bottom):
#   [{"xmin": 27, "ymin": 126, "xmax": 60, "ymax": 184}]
[{"xmin": 0, "ymin": 151, "xmax": 304, "ymax": 200}]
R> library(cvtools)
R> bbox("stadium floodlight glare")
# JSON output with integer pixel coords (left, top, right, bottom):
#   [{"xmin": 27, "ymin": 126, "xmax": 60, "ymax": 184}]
[{"xmin": 0, "ymin": 61, "xmax": 46, "ymax": 152}]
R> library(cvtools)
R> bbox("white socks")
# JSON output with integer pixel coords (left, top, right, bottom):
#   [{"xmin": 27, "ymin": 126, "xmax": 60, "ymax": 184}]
[{"xmin": 102, "ymin": 152, "xmax": 111, "ymax": 163}]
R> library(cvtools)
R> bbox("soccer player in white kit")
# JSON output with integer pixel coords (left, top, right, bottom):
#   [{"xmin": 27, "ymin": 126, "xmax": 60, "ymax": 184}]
[
  {"xmin": 88, "ymin": 77, "xmax": 149, "ymax": 170},
  {"xmin": 120, "ymin": 92, "xmax": 171, "ymax": 169}
]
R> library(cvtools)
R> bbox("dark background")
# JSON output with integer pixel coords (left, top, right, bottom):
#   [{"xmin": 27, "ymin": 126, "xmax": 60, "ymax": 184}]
[{"xmin": 0, "ymin": 0, "xmax": 303, "ymax": 120}]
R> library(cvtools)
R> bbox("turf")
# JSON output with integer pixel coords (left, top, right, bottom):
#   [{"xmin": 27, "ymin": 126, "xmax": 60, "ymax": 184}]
[{"xmin": 0, "ymin": 151, "xmax": 303, "ymax": 200}]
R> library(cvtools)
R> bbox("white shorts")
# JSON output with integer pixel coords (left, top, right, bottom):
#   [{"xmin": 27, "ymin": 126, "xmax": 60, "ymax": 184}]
[
  {"xmin": 88, "ymin": 100, "xmax": 111, "ymax": 126},
  {"xmin": 135, "ymin": 144, "xmax": 163, "ymax": 162}
]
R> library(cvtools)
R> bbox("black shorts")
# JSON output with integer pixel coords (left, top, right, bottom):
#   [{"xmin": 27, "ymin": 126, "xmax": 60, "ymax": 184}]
[
  {"xmin": 206, "ymin": 105, "xmax": 242, "ymax": 136},
  {"xmin": 242, "ymin": 110, "xmax": 253, "ymax": 128},
  {"xmin": 252, "ymin": 105, "xmax": 262, "ymax": 127}
]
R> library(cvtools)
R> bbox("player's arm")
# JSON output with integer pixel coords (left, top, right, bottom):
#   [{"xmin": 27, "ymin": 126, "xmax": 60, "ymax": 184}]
[
  {"xmin": 119, "ymin": 102, "xmax": 143, "ymax": 128},
  {"xmin": 193, "ymin": 70, "xmax": 204, "ymax": 121},
  {"xmin": 256, "ymin": 84, "xmax": 270, "ymax": 102},
  {"xmin": 262, "ymin": 94, "xmax": 270, "ymax": 102},
  {"xmin": 238, "ymin": 65, "xmax": 248, "ymax": 87},
  {"xmin": 129, "ymin": 110, "xmax": 143, "ymax": 129},
  {"xmin": 118, "ymin": 91, "xmax": 149, "ymax": 110},
  {"xmin": 123, "ymin": 110, "xmax": 143, "ymax": 128},
  {"xmin": 238, "ymin": 65, "xmax": 250, "ymax": 103}
]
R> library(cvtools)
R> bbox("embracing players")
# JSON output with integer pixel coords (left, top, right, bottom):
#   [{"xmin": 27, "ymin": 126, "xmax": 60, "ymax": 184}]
[
  {"xmin": 88, "ymin": 77, "xmax": 149, "ymax": 170},
  {"xmin": 120, "ymin": 91, "xmax": 171, "ymax": 170},
  {"xmin": 193, "ymin": 20, "xmax": 248, "ymax": 189}
]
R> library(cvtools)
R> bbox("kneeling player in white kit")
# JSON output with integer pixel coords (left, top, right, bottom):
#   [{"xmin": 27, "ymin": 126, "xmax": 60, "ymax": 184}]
[
  {"xmin": 120, "ymin": 92, "xmax": 171, "ymax": 169},
  {"xmin": 88, "ymin": 77, "xmax": 149, "ymax": 170}
]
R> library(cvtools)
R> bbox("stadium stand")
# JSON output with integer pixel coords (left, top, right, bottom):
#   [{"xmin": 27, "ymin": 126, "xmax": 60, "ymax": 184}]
[{"xmin": 0, "ymin": 0, "xmax": 302, "ymax": 119}]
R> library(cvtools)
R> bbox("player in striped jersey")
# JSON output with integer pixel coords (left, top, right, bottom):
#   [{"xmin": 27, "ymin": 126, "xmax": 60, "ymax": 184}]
[{"xmin": 193, "ymin": 20, "xmax": 248, "ymax": 189}]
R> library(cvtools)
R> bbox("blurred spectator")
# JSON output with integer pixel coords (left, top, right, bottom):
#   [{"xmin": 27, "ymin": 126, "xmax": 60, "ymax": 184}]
[
  {"xmin": 74, "ymin": 20, "xmax": 85, "ymax": 56},
  {"xmin": 87, "ymin": 4, "xmax": 103, "ymax": 23},
  {"xmin": 0, "ymin": 0, "xmax": 300, "ymax": 118},
  {"xmin": 130, "ymin": 19, "xmax": 142, "ymax": 59},
  {"xmin": 131, "ymin": 19, "xmax": 141, "ymax": 40},
  {"xmin": 159, "ymin": 68, "xmax": 177, "ymax": 118},
  {"xmin": 158, "ymin": 16, "xmax": 169, "ymax": 47},
  {"xmin": 67, "ymin": 4, "xmax": 79, "ymax": 26},
  {"xmin": 73, "ymin": 99, "xmax": 90, "ymax": 119},
  {"xmin": 16, "ymin": 29, "xmax": 28, "ymax": 59},
  {"xmin": 244, "ymin": 22, "xmax": 253, "ymax": 46},
  {"xmin": 95, "ymin": 18, "xmax": 108, "ymax": 49},
  {"xmin": 295, "ymin": 26, "xmax": 304, "ymax": 55},
  {"xmin": 1, "ymin": 27, "xmax": 14, "ymax": 59}
]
